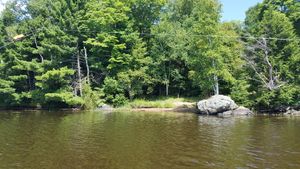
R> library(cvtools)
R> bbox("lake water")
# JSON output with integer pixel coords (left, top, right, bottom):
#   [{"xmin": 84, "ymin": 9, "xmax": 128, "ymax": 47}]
[{"xmin": 0, "ymin": 111, "xmax": 300, "ymax": 169}]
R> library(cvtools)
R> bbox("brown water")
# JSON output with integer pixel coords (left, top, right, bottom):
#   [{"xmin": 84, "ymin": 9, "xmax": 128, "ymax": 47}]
[{"xmin": 0, "ymin": 111, "xmax": 300, "ymax": 169}]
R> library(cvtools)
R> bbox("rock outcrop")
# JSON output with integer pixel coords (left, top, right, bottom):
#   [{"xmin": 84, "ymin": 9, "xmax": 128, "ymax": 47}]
[
  {"xmin": 197, "ymin": 95, "xmax": 238, "ymax": 115},
  {"xmin": 221, "ymin": 106, "xmax": 253, "ymax": 116},
  {"xmin": 284, "ymin": 109, "xmax": 300, "ymax": 116},
  {"xmin": 197, "ymin": 95, "xmax": 252, "ymax": 116}
]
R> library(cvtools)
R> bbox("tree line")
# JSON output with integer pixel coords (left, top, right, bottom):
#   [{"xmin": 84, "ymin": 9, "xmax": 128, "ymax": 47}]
[{"xmin": 0, "ymin": 0, "xmax": 299, "ymax": 111}]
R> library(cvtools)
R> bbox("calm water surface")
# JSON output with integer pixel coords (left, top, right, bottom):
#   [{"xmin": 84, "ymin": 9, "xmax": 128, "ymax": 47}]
[{"xmin": 0, "ymin": 111, "xmax": 300, "ymax": 169}]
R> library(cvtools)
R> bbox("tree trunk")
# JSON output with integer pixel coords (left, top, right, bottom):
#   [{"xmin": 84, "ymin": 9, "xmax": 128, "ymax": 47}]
[
  {"xmin": 262, "ymin": 38, "xmax": 275, "ymax": 90},
  {"xmin": 159, "ymin": 86, "xmax": 162, "ymax": 96},
  {"xmin": 128, "ymin": 85, "xmax": 133, "ymax": 100},
  {"xmin": 165, "ymin": 72, "xmax": 169, "ymax": 96},
  {"xmin": 77, "ymin": 51, "xmax": 83, "ymax": 97},
  {"xmin": 213, "ymin": 74, "xmax": 219, "ymax": 95},
  {"xmin": 166, "ymin": 83, "xmax": 169, "ymax": 96},
  {"xmin": 27, "ymin": 71, "xmax": 31, "ymax": 91},
  {"xmin": 209, "ymin": 37, "xmax": 219, "ymax": 95},
  {"xmin": 212, "ymin": 60, "xmax": 219, "ymax": 95},
  {"xmin": 33, "ymin": 35, "xmax": 44, "ymax": 63},
  {"xmin": 83, "ymin": 46, "xmax": 90, "ymax": 84}
]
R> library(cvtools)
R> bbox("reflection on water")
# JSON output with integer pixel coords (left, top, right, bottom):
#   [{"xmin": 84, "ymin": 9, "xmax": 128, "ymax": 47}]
[{"xmin": 0, "ymin": 111, "xmax": 300, "ymax": 169}]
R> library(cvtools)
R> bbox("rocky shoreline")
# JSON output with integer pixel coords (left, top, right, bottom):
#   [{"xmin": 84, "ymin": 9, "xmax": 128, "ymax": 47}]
[
  {"xmin": 197, "ymin": 95, "xmax": 253, "ymax": 116},
  {"xmin": 1, "ymin": 95, "xmax": 298, "ymax": 116},
  {"xmin": 97, "ymin": 95, "xmax": 300, "ymax": 116},
  {"xmin": 283, "ymin": 109, "xmax": 300, "ymax": 116}
]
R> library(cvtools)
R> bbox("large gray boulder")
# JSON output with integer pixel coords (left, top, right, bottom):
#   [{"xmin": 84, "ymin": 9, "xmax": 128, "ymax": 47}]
[
  {"xmin": 197, "ymin": 95, "xmax": 238, "ymax": 115},
  {"xmin": 221, "ymin": 106, "xmax": 253, "ymax": 116}
]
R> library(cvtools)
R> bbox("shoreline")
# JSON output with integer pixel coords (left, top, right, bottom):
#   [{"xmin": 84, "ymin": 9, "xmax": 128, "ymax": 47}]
[
  {"xmin": 0, "ymin": 107, "xmax": 199, "ymax": 113},
  {"xmin": 1, "ymin": 107, "xmax": 300, "ymax": 117},
  {"xmin": 114, "ymin": 107, "xmax": 199, "ymax": 113},
  {"xmin": 1, "ymin": 98, "xmax": 299, "ymax": 116}
]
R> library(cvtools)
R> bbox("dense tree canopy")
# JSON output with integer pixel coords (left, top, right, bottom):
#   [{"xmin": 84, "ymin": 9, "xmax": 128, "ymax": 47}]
[{"xmin": 0, "ymin": 0, "xmax": 299, "ymax": 111}]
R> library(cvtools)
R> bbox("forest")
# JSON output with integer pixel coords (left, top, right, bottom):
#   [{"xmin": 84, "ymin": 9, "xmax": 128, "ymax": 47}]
[{"xmin": 0, "ymin": 0, "xmax": 299, "ymax": 111}]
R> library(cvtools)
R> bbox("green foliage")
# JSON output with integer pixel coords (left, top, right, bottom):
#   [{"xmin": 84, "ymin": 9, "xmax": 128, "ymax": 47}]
[
  {"xmin": 102, "ymin": 77, "xmax": 128, "ymax": 107},
  {"xmin": 0, "ymin": 79, "xmax": 16, "ymax": 106},
  {"xmin": 36, "ymin": 67, "xmax": 74, "ymax": 91},
  {"xmin": 35, "ymin": 67, "xmax": 80, "ymax": 107},
  {"xmin": 44, "ymin": 92, "xmax": 83, "ymax": 107},
  {"xmin": 112, "ymin": 94, "xmax": 128, "ymax": 107},
  {"xmin": 151, "ymin": 19, "xmax": 190, "ymax": 96},
  {"xmin": 0, "ymin": 0, "xmax": 299, "ymax": 112},
  {"xmin": 82, "ymin": 82, "xmax": 104, "ymax": 110},
  {"xmin": 230, "ymin": 79, "xmax": 253, "ymax": 107}
]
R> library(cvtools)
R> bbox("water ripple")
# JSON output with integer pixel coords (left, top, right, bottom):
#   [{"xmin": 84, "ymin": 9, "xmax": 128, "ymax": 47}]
[{"xmin": 0, "ymin": 111, "xmax": 300, "ymax": 169}]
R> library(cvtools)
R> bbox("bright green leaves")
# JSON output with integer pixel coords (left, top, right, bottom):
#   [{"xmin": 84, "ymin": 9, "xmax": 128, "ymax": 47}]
[
  {"xmin": 151, "ymin": 13, "xmax": 190, "ymax": 96},
  {"xmin": 35, "ymin": 67, "xmax": 82, "ymax": 107},
  {"xmin": 44, "ymin": 92, "xmax": 83, "ymax": 107},
  {"xmin": 102, "ymin": 77, "xmax": 128, "ymax": 107},
  {"xmin": 153, "ymin": 0, "xmax": 242, "ymax": 96},
  {"xmin": 0, "ymin": 79, "xmax": 16, "ymax": 106},
  {"xmin": 85, "ymin": 33, "xmax": 121, "ymax": 49},
  {"xmin": 230, "ymin": 79, "xmax": 253, "ymax": 107},
  {"xmin": 82, "ymin": 0, "xmax": 154, "ymax": 103},
  {"xmin": 128, "ymin": 0, "xmax": 166, "ymax": 39},
  {"xmin": 85, "ymin": 0, "xmax": 130, "ymax": 27},
  {"xmin": 36, "ymin": 67, "xmax": 74, "ymax": 90}
]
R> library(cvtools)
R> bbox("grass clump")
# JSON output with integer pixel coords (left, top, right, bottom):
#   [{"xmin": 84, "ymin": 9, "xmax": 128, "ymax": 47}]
[
  {"xmin": 129, "ymin": 99, "xmax": 174, "ymax": 108},
  {"xmin": 127, "ymin": 97, "xmax": 196, "ymax": 109}
]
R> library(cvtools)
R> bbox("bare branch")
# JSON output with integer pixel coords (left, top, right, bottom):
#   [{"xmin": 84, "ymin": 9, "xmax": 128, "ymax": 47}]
[{"xmin": 244, "ymin": 36, "xmax": 286, "ymax": 90}]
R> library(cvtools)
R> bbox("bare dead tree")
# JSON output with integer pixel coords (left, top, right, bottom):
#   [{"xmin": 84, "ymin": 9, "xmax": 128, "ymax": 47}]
[
  {"xmin": 244, "ymin": 37, "xmax": 286, "ymax": 90},
  {"xmin": 212, "ymin": 60, "xmax": 219, "ymax": 95},
  {"xmin": 33, "ymin": 35, "xmax": 44, "ymax": 63},
  {"xmin": 77, "ymin": 50, "xmax": 83, "ymax": 97},
  {"xmin": 208, "ymin": 37, "xmax": 219, "ymax": 95},
  {"xmin": 83, "ymin": 46, "xmax": 90, "ymax": 84},
  {"xmin": 26, "ymin": 26, "xmax": 45, "ymax": 63}
]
